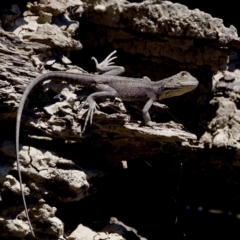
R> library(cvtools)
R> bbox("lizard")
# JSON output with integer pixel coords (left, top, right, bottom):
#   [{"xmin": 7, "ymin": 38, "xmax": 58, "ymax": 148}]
[{"xmin": 15, "ymin": 50, "xmax": 199, "ymax": 237}]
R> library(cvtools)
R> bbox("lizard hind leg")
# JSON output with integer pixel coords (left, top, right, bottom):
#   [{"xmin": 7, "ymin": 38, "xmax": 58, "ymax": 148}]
[{"xmin": 81, "ymin": 87, "xmax": 117, "ymax": 133}]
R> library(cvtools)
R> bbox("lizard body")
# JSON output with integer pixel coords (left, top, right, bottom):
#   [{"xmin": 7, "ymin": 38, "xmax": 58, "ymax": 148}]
[{"xmin": 15, "ymin": 51, "xmax": 198, "ymax": 236}]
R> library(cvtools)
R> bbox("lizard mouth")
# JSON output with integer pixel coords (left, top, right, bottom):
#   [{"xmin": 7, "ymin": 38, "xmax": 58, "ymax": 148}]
[{"xmin": 160, "ymin": 85, "xmax": 197, "ymax": 99}]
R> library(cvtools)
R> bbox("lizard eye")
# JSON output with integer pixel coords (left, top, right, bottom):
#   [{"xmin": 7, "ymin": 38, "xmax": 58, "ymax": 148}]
[{"xmin": 181, "ymin": 72, "xmax": 187, "ymax": 78}]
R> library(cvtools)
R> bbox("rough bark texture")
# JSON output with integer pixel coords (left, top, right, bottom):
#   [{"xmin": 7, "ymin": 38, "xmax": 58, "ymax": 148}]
[{"xmin": 0, "ymin": 0, "xmax": 240, "ymax": 239}]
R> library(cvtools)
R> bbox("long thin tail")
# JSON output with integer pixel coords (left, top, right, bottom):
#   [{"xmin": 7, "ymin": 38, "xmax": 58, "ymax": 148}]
[
  {"xmin": 16, "ymin": 72, "xmax": 63, "ymax": 236},
  {"xmin": 15, "ymin": 71, "xmax": 91, "ymax": 236},
  {"xmin": 16, "ymin": 76, "xmax": 39, "ymax": 237}
]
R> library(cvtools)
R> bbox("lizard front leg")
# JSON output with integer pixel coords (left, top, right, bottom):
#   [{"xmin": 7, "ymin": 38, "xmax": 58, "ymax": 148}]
[
  {"xmin": 82, "ymin": 84, "xmax": 117, "ymax": 133},
  {"xmin": 142, "ymin": 98, "xmax": 155, "ymax": 126}
]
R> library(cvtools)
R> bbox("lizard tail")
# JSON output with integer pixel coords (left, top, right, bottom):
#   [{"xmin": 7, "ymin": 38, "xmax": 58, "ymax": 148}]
[
  {"xmin": 15, "ymin": 73, "xmax": 51, "ymax": 237},
  {"xmin": 15, "ymin": 67, "xmax": 120, "ymax": 236},
  {"xmin": 16, "ymin": 79, "xmax": 36, "ymax": 237},
  {"xmin": 16, "ymin": 71, "xmax": 87, "ymax": 236}
]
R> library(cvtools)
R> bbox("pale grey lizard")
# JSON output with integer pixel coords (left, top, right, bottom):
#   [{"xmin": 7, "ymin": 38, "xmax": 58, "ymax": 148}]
[{"xmin": 15, "ymin": 50, "xmax": 199, "ymax": 236}]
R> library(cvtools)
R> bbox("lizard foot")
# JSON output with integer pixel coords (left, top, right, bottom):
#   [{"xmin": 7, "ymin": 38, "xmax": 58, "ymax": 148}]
[
  {"xmin": 91, "ymin": 50, "xmax": 118, "ymax": 73},
  {"xmin": 82, "ymin": 100, "xmax": 99, "ymax": 133},
  {"xmin": 146, "ymin": 121, "xmax": 156, "ymax": 127},
  {"xmin": 146, "ymin": 121, "xmax": 164, "ymax": 129}
]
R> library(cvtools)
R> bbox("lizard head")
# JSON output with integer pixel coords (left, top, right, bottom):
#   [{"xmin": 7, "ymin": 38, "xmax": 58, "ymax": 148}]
[{"xmin": 159, "ymin": 71, "xmax": 199, "ymax": 100}]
